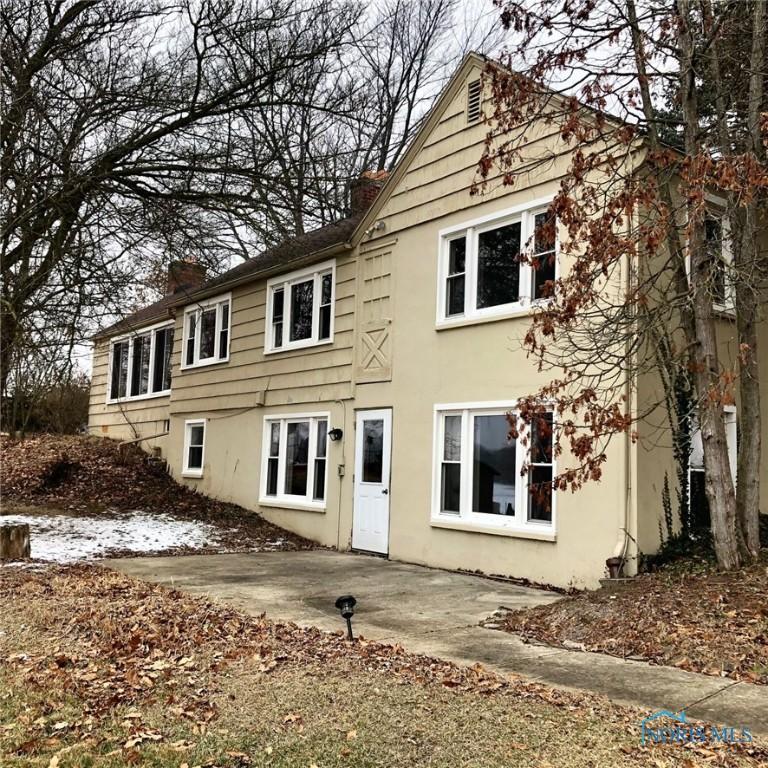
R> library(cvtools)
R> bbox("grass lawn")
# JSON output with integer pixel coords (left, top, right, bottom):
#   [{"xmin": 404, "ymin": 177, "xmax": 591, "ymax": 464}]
[
  {"xmin": 484, "ymin": 555, "xmax": 768, "ymax": 685},
  {"xmin": 1, "ymin": 566, "xmax": 766, "ymax": 767}
]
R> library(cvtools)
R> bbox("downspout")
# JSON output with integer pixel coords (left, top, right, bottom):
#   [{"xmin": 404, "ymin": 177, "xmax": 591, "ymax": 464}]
[{"xmin": 612, "ymin": 166, "xmax": 639, "ymax": 571}]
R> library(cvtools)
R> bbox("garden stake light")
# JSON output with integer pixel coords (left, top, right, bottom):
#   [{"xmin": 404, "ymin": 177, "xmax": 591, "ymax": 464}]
[{"xmin": 334, "ymin": 594, "xmax": 357, "ymax": 640}]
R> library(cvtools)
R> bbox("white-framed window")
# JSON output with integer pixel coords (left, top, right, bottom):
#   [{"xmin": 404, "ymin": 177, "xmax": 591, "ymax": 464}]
[
  {"xmin": 688, "ymin": 406, "xmax": 737, "ymax": 529},
  {"xmin": 107, "ymin": 321, "xmax": 174, "ymax": 403},
  {"xmin": 260, "ymin": 413, "xmax": 329, "ymax": 509},
  {"xmin": 436, "ymin": 200, "xmax": 557, "ymax": 327},
  {"xmin": 182, "ymin": 293, "xmax": 231, "ymax": 369},
  {"xmin": 704, "ymin": 215, "xmax": 734, "ymax": 315},
  {"xmin": 265, "ymin": 260, "xmax": 335, "ymax": 354},
  {"xmin": 432, "ymin": 402, "xmax": 555, "ymax": 534},
  {"xmin": 183, "ymin": 419, "xmax": 206, "ymax": 478}
]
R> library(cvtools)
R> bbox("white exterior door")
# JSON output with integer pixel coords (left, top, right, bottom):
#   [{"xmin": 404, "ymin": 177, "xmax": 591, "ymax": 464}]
[{"xmin": 352, "ymin": 408, "xmax": 392, "ymax": 554}]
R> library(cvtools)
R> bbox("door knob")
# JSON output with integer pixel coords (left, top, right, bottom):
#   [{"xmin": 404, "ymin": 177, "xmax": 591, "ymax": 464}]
[{"xmin": 382, "ymin": 488, "xmax": 389, "ymax": 495}]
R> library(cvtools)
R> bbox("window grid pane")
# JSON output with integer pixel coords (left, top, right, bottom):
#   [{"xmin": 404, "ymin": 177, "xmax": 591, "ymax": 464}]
[
  {"xmin": 285, "ymin": 421, "xmax": 310, "ymax": 496},
  {"xmin": 219, "ymin": 302, "xmax": 229, "ymax": 359},
  {"xmin": 532, "ymin": 212, "xmax": 556, "ymax": 300},
  {"xmin": 446, "ymin": 238, "xmax": 466, "ymax": 317},
  {"xmin": 313, "ymin": 459, "xmax": 326, "ymax": 500},
  {"xmin": 527, "ymin": 413, "xmax": 554, "ymax": 523},
  {"xmin": 272, "ymin": 288, "xmax": 284, "ymax": 348},
  {"xmin": 362, "ymin": 419, "xmax": 384, "ymax": 483},
  {"xmin": 476, "ymin": 223, "xmax": 521, "ymax": 309},
  {"xmin": 472, "ymin": 414, "xmax": 517, "ymax": 517},
  {"xmin": 199, "ymin": 308, "xmax": 217, "ymax": 359},
  {"xmin": 186, "ymin": 314, "xmax": 196, "ymax": 365},
  {"xmin": 290, "ymin": 280, "xmax": 314, "ymax": 342}
]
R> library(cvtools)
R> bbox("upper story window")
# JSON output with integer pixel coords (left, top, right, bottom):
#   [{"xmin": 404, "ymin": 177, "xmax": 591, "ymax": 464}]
[
  {"xmin": 437, "ymin": 203, "xmax": 557, "ymax": 327},
  {"xmin": 265, "ymin": 260, "xmax": 335, "ymax": 354},
  {"xmin": 433, "ymin": 403, "xmax": 555, "ymax": 536},
  {"xmin": 108, "ymin": 322, "xmax": 174, "ymax": 403},
  {"xmin": 704, "ymin": 216, "xmax": 734, "ymax": 314},
  {"xmin": 182, "ymin": 293, "xmax": 231, "ymax": 369}
]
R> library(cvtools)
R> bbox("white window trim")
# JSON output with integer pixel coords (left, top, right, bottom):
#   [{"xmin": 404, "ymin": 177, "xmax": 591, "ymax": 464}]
[
  {"xmin": 264, "ymin": 259, "xmax": 336, "ymax": 354},
  {"xmin": 182, "ymin": 418, "xmax": 206, "ymax": 478},
  {"xmin": 436, "ymin": 197, "xmax": 558, "ymax": 329},
  {"xmin": 688, "ymin": 405, "xmax": 737, "ymax": 490},
  {"xmin": 683, "ymin": 207, "xmax": 735, "ymax": 318},
  {"xmin": 259, "ymin": 411, "xmax": 330, "ymax": 510},
  {"xmin": 710, "ymin": 217, "xmax": 735, "ymax": 317},
  {"xmin": 180, "ymin": 292, "xmax": 232, "ymax": 370},
  {"xmin": 106, "ymin": 319, "xmax": 174, "ymax": 405},
  {"xmin": 430, "ymin": 400, "xmax": 556, "ymax": 539}
]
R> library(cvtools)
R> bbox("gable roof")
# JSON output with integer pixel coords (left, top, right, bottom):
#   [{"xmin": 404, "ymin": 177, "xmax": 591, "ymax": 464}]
[
  {"xmin": 93, "ymin": 213, "xmax": 362, "ymax": 340},
  {"xmin": 350, "ymin": 51, "xmax": 490, "ymax": 244}
]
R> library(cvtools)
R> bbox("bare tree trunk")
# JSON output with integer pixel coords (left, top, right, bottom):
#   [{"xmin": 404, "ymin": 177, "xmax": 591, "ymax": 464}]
[
  {"xmin": 734, "ymin": 0, "xmax": 766, "ymax": 560},
  {"xmin": 679, "ymin": 0, "xmax": 740, "ymax": 570}
]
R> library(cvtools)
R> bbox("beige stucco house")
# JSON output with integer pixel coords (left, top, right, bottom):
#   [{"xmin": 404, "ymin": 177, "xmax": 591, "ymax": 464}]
[{"xmin": 88, "ymin": 53, "xmax": 759, "ymax": 589}]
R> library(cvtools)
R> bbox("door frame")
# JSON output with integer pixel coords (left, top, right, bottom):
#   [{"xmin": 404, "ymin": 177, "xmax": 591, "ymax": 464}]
[{"xmin": 352, "ymin": 407, "xmax": 392, "ymax": 555}]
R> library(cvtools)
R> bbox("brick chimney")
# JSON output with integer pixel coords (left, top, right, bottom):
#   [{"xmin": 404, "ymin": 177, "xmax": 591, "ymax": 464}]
[
  {"xmin": 349, "ymin": 170, "xmax": 389, "ymax": 214},
  {"xmin": 166, "ymin": 260, "xmax": 207, "ymax": 295}
]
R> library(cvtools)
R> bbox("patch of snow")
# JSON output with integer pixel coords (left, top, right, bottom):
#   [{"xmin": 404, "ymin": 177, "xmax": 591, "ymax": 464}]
[{"xmin": 0, "ymin": 512, "xmax": 222, "ymax": 564}]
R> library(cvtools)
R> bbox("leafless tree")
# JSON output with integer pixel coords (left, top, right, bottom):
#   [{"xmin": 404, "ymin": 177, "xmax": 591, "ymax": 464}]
[{"xmin": 0, "ymin": 0, "xmax": 360, "ymax": 402}]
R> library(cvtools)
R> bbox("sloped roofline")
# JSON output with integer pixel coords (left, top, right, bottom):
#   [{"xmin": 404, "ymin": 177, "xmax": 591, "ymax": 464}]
[{"xmin": 349, "ymin": 51, "xmax": 491, "ymax": 246}]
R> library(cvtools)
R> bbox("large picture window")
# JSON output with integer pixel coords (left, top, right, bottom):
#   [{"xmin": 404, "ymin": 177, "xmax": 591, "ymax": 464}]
[
  {"xmin": 433, "ymin": 403, "xmax": 555, "ymax": 535},
  {"xmin": 182, "ymin": 293, "xmax": 231, "ymax": 369},
  {"xmin": 108, "ymin": 323, "xmax": 174, "ymax": 402},
  {"xmin": 260, "ymin": 413, "xmax": 329, "ymax": 508},
  {"xmin": 265, "ymin": 261, "xmax": 335, "ymax": 353},
  {"xmin": 437, "ymin": 203, "xmax": 557, "ymax": 326}
]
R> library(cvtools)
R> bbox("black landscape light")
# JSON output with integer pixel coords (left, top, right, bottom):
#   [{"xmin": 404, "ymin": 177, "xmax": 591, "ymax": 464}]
[
  {"xmin": 335, "ymin": 594, "xmax": 357, "ymax": 640},
  {"xmin": 328, "ymin": 428, "xmax": 343, "ymax": 442}
]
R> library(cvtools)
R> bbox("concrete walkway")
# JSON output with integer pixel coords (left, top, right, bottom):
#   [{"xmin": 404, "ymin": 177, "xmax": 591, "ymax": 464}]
[{"xmin": 108, "ymin": 550, "xmax": 768, "ymax": 737}]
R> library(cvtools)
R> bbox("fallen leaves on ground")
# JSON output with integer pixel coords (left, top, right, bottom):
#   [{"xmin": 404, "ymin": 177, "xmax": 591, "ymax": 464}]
[
  {"xmin": 484, "ymin": 557, "xmax": 768, "ymax": 685},
  {"xmin": 1, "ymin": 565, "xmax": 766, "ymax": 767},
  {"xmin": 0, "ymin": 434, "xmax": 313, "ymax": 555}
]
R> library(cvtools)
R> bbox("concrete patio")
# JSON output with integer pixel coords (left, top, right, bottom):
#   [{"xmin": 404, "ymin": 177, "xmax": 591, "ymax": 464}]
[{"xmin": 108, "ymin": 549, "xmax": 768, "ymax": 737}]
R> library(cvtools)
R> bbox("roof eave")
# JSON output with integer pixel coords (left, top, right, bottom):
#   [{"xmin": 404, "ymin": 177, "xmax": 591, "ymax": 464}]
[{"xmin": 169, "ymin": 239, "xmax": 354, "ymax": 309}]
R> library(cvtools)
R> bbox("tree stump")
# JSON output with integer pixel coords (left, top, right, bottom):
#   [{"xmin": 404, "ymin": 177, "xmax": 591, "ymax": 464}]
[{"xmin": 0, "ymin": 524, "xmax": 31, "ymax": 560}]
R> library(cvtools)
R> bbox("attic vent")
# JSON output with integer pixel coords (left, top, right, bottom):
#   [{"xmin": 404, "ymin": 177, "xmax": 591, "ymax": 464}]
[{"xmin": 467, "ymin": 79, "xmax": 482, "ymax": 123}]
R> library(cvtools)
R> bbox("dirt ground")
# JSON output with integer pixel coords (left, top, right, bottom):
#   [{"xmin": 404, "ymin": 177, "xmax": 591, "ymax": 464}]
[{"xmin": 484, "ymin": 555, "xmax": 768, "ymax": 685}]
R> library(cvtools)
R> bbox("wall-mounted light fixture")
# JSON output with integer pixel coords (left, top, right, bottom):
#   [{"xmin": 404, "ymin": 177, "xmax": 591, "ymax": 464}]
[{"xmin": 328, "ymin": 428, "xmax": 343, "ymax": 442}]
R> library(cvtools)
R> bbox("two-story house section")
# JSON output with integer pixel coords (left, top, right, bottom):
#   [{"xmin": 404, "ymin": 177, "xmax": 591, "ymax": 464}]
[{"xmin": 89, "ymin": 52, "xmax": 758, "ymax": 589}]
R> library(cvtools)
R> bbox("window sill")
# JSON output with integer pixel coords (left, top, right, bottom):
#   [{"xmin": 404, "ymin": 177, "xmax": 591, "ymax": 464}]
[
  {"xmin": 107, "ymin": 390, "xmax": 171, "ymax": 405},
  {"xmin": 437, "ymin": 307, "xmax": 534, "ymax": 330},
  {"xmin": 264, "ymin": 338, "xmax": 333, "ymax": 356},
  {"xmin": 180, "ymin": 356, "xmax": 230, "ymax": 371},
  {"xmin": 259, "ymin": 498, "xmax": 326, "ymax": 513},
  {"xmin": 713, "ymin": 305, "xmax": 735, "ymax": 320},
  {"xmin": 430, "ymin": 517, "xmax": 556, "ymax": 541},
  {"xmin": 182, "ymin": 470, "xmax": 203, "ymax": 479}
]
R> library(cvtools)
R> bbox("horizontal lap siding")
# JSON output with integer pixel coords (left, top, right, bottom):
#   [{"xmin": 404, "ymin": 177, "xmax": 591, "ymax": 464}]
[
  {"xmin": 87, "ymin": 341, "xmax": 172, "ymax": 443},
  {"xmin": 168, "ymin": 253, "xmax": 357, "ymax": 413}
]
